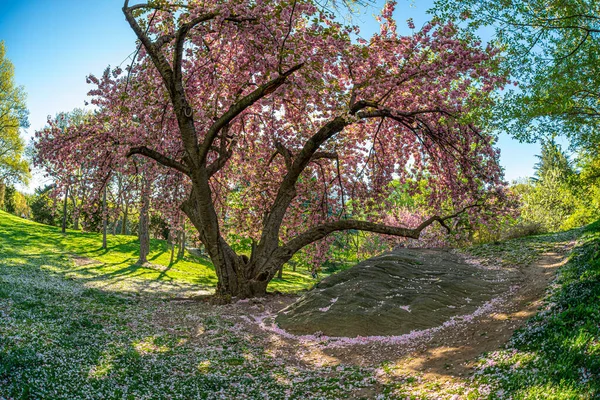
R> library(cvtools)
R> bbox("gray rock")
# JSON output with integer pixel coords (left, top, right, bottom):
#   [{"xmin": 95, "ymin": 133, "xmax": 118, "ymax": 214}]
[{"xmin": 275, "ymin": 248, "xmax": 519, "ymax": 337}]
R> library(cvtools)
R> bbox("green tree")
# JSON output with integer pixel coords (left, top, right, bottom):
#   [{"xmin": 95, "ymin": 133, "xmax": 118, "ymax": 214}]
[
  {"xmin": 3, "ymin": 184, "xmax": 16, "ymax": 214},
  {"xmin": 0, "ymin": 41, "xmax": 30, "ymax": 186},
  {"xmin": 29, "ymin": 185, "xmax": 57, "ymax": 226},
  {"xmin": 432, "ymin": 0, "xmax": 600, "ymax": 151},
  {"xmin": 533, "ymin": 139, "xmax": 574, "ymax": 181}
]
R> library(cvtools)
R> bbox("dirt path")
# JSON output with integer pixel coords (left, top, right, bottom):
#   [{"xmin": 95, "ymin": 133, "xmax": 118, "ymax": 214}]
[{"xmin": 230, "ymin": 240, "xmax": 575, "ymax": 389}]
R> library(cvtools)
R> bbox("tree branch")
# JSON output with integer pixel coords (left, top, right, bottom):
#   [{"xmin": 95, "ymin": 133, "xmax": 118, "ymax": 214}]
[{"xmin": 127, "ymin": 146, "xmax": 190, "ymax": 175}]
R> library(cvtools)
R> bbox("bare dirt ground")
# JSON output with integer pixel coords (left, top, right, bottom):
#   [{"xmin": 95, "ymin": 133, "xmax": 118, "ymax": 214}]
[{"xmin": 222, "ymin": 240, "xmax": 575, "ymax": 395}]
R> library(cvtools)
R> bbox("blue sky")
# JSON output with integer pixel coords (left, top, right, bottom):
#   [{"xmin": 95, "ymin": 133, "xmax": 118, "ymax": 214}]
[{"xmin": 0, "ymin": 0, "xmax": 541, "ymax": 192}]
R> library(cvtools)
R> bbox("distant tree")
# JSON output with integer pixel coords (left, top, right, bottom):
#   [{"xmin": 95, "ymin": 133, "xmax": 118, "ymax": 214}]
[
  {"xmin": 520, "ymin": 168, "xmax": 576, "ymax": 232},
  {"xmin": 29, "ymin": 185, "xmax": 57, "ymax": 225},
  {"xmin": 533, "ymin": 139, "xmax": 574, "ymax": 182},
  {"xmin": 0, "ymin": 41, "xmax": 30, "ymax": 186},
  {"xmin": 3, "ymin": 184, "xmax": 16, "ymax": 214}
]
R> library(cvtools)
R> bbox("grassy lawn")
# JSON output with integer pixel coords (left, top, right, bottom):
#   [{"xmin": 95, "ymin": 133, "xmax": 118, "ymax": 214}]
[
  {"xmin": 0, "ymin": 211, "xmax": 317, "ymax": 296},
  {"xmin": 1, "ymin": 210, "xmax": 598, "ymax": 399},
  {"xmin": 0, "ymin": 212, "xmax": 377, "ymax": 399}
]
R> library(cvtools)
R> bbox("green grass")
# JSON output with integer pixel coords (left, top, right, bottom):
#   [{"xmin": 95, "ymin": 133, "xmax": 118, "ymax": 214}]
[
  {"xmin": 470, "ymin": 221, "xmax": 600, "ymax": 399},
  {"xmin": 0, "ymin": 211, "xmax": 317, "ymax": 295}
]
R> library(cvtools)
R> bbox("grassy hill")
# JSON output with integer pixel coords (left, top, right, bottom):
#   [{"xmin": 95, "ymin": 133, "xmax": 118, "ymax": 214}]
[{"xmin": 0, "ymin": 211, "xmax": 316, "ymax": 295}]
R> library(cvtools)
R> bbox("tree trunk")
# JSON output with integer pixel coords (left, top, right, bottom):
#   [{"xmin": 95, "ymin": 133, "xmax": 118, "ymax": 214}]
[
  {"xmin": 277, "ymin": 265, "xmax": 283, "ymax": 279},
  {"xmin": 0, "ymin": 182, "xmax": 5, "ymax": 210},
  {"xmin": 182, "ymin": 189, "xmax": 276, "ymax": 298},
  {"xmin": 137, "ymin": 177, "xmax": 150, "ymax": 264},
  {"xmin": 102, "ymin": 186, "xmax": 107, "ymax": 249},
  {"xmin": 121, "ymin": 204, "xmax": 128, "ymax": 235},
  {"xmin": 169, "ymin": 230, "xmax": 175, "ymax": 265},
  {"xmin": 61, "ymin": 185, "xmax": 69, "ymax": 234},
  {"xmin": 71, "ymin": 195, "xmax": 79, "ymax": 231}
]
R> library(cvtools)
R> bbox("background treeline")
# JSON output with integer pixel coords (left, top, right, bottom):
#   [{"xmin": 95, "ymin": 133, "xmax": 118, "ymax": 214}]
[{"xmin": 6, "ymin": 135, "xmax": 597, "ymax": 278}]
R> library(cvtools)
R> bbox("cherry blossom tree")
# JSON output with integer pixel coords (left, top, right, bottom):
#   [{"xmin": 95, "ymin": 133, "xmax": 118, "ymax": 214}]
[{"xmin": 36, "ymin": 0, "xmax": 508, "ymax": 298}]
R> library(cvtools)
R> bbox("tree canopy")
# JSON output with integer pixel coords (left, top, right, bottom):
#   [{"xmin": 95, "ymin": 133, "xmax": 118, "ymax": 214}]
[
  {"xmin": 35, "ymin": 0, "xmax": 508, "ymax": 298},
  {"xmin": 433, "ymin": 0, "xmax": 600, "ymax": 151}
]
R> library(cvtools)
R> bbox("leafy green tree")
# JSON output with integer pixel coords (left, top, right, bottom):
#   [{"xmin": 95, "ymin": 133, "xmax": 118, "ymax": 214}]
[
  {"xmin": 520, "ymin": 168, "xmax": 576, "ymax": 232},
  {"xmin": 0, "ymin": 41, "xmax": 30, "ymax": 185},
  {"xmin": 432, "ymin": 0, "xmax": 600, "ymax": 151}
]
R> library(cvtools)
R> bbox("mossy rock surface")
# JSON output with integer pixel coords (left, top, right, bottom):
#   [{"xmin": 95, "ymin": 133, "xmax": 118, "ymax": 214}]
[{"xmin": 276, "ymin": 248, "xmax": 520, "ymax": 337}]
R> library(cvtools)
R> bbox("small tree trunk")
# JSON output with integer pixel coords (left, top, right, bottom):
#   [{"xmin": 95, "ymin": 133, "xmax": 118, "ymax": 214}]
[
  {"xmin": 277, "ymin": 265, "xmax": 283, "ymax": 279},
  {"xmin": 61, "ymin": 185, "xmax": 69, "ymax": 234},
  {"xmin": 71, "ymin": 195, "xmax": 80, "ymax": 231},
  {"xmin": 177, "ymin": 229, "xmax": 185, "ymax": 259},
  {"xmin": 102, "ymin": 186, "xmax": 107, "ymax": 249},
  {"xmin": 137, "ymin": 177, "xmax": 150, "ymax": 264},
  {"xmin": 0, "ymin": 182, "xmax": 5, "ymax": 210},
  {"xmin": 169, "ymin": 231, "xmax": 175, "ymax": 265}
]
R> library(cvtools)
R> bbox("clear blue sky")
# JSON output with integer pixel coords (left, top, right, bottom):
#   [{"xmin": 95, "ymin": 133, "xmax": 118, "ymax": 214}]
[{"xmin": 0, "ymin": 0, "xmax": 541, "ymax": 192}]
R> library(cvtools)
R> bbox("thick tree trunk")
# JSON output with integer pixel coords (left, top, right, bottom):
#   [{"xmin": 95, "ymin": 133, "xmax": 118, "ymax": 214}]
[
  {"xmin": 62, "ymin": 186, "xmax": 69, "ymax": 234},
  {"xmin": 137, "ymin": 177, "xmax": 150, "ymax": 264},
  {"xmin": 182, "ymin": 189, "xmax": 275, "ymax": 298}
]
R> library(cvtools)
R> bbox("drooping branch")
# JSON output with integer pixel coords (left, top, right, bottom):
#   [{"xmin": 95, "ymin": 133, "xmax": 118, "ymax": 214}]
[{"xmin": 127, "ymin": 146, "xmax": 190, "ymax": 175}]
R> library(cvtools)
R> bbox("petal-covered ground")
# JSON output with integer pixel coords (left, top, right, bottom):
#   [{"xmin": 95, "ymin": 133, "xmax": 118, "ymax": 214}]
[{"xmin": 2, "ymin": 211, "xmax": 596, "ymax": 399}]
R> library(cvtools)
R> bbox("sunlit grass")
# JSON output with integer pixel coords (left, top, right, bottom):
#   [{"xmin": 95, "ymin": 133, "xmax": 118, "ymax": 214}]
[{"xmin": 0, "ymin": 211, "xmax": 317, "ymax": 294}]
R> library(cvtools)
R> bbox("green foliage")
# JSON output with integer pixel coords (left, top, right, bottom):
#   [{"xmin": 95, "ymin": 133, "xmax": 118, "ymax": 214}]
[
  {"xmin": 532, "ymin": 139, "xmax": 574, "ymax": 182},
  {"xmin": 432, "ymin": 0, "xmax": 600, "ymax": 152},
  {"xmin": 513, "ymin": 142, "xmax": 600, "ymax": 233},
  {"xmin": 3, "ymin": 184, "xmax": 15, "ymax": 213},
  {"xmin": 0, "ymin": 41, "xmax": 30, "ymax": 186},
  {"xmin": 520, "ymin": 168, "xmax": 577, "ymax": 232}
]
